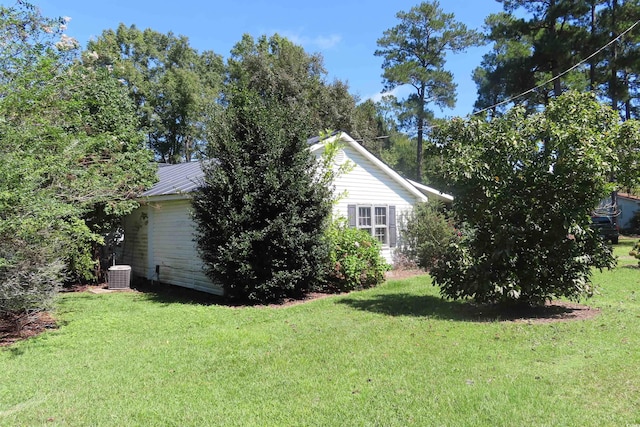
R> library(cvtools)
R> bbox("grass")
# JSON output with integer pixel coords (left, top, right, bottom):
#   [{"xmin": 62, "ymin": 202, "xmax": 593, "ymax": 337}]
[{"xmin": 1, "ymin": 239, "xmax": 640, "ymax": 426}]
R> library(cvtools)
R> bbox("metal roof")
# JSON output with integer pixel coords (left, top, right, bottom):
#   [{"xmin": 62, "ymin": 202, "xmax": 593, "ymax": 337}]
[
  {"xmin": 142, "ymin": 162, "xmax": 205, "ymax": 197},
  {"xmin": 140, "ymin": 133, "xmax": 330, "ymax": 199},
  {"xmin": 140, "ymin": 133, "xmax": 451, "ymax": 203},
  {"xmin": 306, "ymin": 130, "xmax": 340, "ymax": 146}
]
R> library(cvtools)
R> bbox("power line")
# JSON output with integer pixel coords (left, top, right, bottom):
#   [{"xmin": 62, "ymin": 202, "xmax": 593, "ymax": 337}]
[{"xmin": 473, "ymin": 19, "xmax": 640, "ymax": 117}]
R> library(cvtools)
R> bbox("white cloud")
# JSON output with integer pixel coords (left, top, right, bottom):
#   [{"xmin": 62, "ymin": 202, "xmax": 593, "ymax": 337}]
[
  {"xmin": 312, "ymin": 34, "xmax": 341, "ymax": 50},
  {"xmin": 367, "ymin": 87, "xmax": 407, "ymax": 103},
  {"xmin": 368, "ymin": 89, "xmax": 395, "ymax": 103},
  {"xmin": 270, "ymin": 30, "xmax": 342, "ymax": 50}
]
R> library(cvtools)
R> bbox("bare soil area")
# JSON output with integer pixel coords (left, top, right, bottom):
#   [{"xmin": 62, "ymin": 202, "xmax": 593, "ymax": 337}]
[
  {"xmin": 0, "ymin": 311, "xmax": 58, "ymax": 347},
  {"xmin": 469, "ymin": 300, "xmax": 601, "ymax": 324}
]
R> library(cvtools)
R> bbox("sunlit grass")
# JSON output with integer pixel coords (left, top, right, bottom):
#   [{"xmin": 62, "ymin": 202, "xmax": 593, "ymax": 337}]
[{"xmin": 0, "ymin": 239, "xmax": 639, "ymax": 426}]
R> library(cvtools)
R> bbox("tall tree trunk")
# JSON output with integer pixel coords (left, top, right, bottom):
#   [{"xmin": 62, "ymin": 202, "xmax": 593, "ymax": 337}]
[
  {"xmin": 624, "ymin": 70, "xmax": 632, "ymax": 120},
  {"xmin": 549, "ymin": 0, "xmax": 563, "ymax": 98},
  {"xmin": 185, "ymin": 135, "xmax": 192, "ymax": 162}
]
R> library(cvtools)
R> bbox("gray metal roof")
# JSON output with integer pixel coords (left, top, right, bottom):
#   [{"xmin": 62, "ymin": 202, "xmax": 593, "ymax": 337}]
[
  {"xmin": 141, "ymin": 133, "xmax": 450, "ymax": 202},
  {"xmin": 141, "ymin": 133, "xmax": 331, "ymax": 199},
  {"xmin": 142, "ymin": 162, "xmax": 205, "ymax": 197},
  {"xmin": 306, "ymin": 130, "xmax": 340, "ymax": 146}
]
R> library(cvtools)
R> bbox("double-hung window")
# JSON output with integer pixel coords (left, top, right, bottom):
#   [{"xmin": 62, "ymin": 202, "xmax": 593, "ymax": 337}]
[{"xmin": 353, "ymin": 205, "xmax": 392, "ymax": 246}]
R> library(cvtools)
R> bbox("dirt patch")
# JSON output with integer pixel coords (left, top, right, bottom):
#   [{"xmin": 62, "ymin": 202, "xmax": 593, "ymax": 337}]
[
  {"xmin": 386, "ymin": 269, "xmax": 426, "ymax": 280},
  {"xmin": 466, "ymin": 300, "xmax": 601, "ymax": 324},
  {"xmin": 258, "ymin": 292, "xmax": 337, "ymax": 308},
  {"xmin": 0, "ymin": 312, "xmax": 58, "ymax": 347}
]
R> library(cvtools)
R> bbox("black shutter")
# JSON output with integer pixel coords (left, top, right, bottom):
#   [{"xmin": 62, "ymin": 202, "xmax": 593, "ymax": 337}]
[
  {"xmin": 389, "ymin": 205, "xmax": 397, "ymax": 247},
  {"xmin": 348, "ymin": 205, "xmax": 356, "ymax": 228}
]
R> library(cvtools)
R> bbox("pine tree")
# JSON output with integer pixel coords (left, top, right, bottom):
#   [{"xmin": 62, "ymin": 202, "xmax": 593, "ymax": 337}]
[{"xmin": 375, "ymin": 1, "xmax": 481, "ymax": 182}]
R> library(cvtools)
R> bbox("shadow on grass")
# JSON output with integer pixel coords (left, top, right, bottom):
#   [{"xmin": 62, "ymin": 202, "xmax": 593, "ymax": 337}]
[
  {"xmin": 336, "ymin": 293, "xmax": 474, "ymax": 320},
  {"xmin": 336, "ymin": 292, "xmax": 594, "ymax": 323},
  {"xmin": 131, "ymin": 280, "xmax": 311, "ymax": 307},
  {"xmin": 132, "ymin": 280, "xmax": 226, "ymax": 306}
]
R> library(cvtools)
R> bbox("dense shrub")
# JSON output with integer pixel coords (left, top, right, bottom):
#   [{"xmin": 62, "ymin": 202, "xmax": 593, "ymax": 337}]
[
  {"xmin": 428, "ymin": 92, "xmax": 619, "ymax": 307},
  {"xmin": 630, "ymin": 241, "xmax": 640, "ymax": 267},
  {"xmin": 398, "ymin": 202, "xmax": 458, "ymax": 271},
  {"xmin": 391, "ymin": 251, "xmax": 419, "ymax": 271},
  {"xmin": 192, "ymin": 89, "xmax": 333, "ymax": 303},
  {"xmin": 0, "ymin": 235, "xmax": 64, "ymax": 328},
  {"xmin": 321, "ymin": 220, "xmax": 389, "ymax": 293}
]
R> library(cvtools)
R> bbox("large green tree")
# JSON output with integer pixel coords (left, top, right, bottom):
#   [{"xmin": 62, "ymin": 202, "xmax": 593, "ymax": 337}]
[
  {"xmin": 351, "ymin": 99, "xmax": 390, "ymax": 157},
  {"xmin": 192, "ymin": 35, "xmax": 339, "ymax": 303},
  {"xmin": 474, "ymin": 0, "xmax": 640, "ymax": 117},
  {"xmin": 598, "ymin": 0, "xmax": 640, "ymax": 119},
  {"xmin": 226, "ymin": 34, "xmax": 357, "ymax": 138},
  {"xmin": 0, "ymin": 2, "xmax": 156, "ymax": 319},
  {"xmin": 375, "ymin": 1, "xmax": 481, "ymax": 182},
  {"xmin": 87, "ymin": 24, "xmax": 225, "ymax": 162},
  {"xmin": 475, "ymin": 1, "xmax": 592, "ymax": 112},
  {"xmin": 429, "ymin": 92, "xmax": 629, "ymax": 307},
  {"xmin": 192, "ymin": 90, "xmax": 332, "ymax": 303}
]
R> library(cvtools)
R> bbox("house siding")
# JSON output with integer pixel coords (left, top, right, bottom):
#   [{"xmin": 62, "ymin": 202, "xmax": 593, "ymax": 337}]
[
  {"xmin": 122, "ymin": 206, "xmax": 148, "ymax": 280},
  {"xmin": 618, "ymin": 195, "xmax": 640, "ymax": 231},
  {"xmin": 123, "ymin": 199, "xmax": 223, "ymax": 295},
  {"xmin": 316, "ymin": 144, "xmax": 420, "ymax": 262}
]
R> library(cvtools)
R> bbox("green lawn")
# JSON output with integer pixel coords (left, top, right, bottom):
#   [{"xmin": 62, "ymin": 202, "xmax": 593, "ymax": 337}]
[{"xmin": 1, "ymin": 240, "xmax": 639, "ymax": 426}]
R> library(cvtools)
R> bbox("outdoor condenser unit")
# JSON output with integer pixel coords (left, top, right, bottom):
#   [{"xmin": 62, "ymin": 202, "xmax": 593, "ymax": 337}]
[{"xmin": 108, "ymin": 265, "xmax": 131, "ymax": 289}]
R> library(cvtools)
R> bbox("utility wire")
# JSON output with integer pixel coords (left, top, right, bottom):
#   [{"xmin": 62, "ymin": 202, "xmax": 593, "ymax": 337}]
[{"xmin": 473, "ymin": 19, "xmax": 640, "ymax": 117}]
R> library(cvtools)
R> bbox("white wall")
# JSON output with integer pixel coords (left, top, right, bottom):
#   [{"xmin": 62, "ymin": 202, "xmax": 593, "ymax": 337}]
[
  {"xmin": 318, "ymin": 144, "xmax": 422, "ymax": 263},
  {"xmin": 123, "ymin": 199, "xmax": 223, "ymax": 295},
  {"xmin": 122, "ymin": 206, "xmax": 148, "ymax": 280},
  {"xmin": 618, "ymin": 196, "xmax": 640, "ymax": 231}
]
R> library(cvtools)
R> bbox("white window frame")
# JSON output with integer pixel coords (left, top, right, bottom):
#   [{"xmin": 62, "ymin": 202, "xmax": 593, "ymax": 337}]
[{"xmin": 356, "ymin": 205, "xmax": 388, "ymax": 246}]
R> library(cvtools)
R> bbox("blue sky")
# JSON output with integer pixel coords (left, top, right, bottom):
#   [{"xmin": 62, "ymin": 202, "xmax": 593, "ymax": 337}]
[{"xmin": 36, "ymin": 0, "xmax": 504, "ymax": 118}]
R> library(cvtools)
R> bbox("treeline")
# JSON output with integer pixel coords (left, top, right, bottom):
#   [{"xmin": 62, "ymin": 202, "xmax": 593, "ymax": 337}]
[
  {"xmin": 36, "ymin": 1, "xmax": 640, "ymax": 181},
  {"xmin": 84, "ymin": 26, "xmax": 387, "ymax": 165},
  {"xmin": 474, "ymin": 0, "xmax": 640, "ymax": 119}
]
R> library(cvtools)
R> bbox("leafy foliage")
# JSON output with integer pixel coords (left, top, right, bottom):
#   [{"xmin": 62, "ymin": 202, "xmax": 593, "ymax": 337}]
[
  {"xmin": 193, "ymin": 35, "xmax": 382, "ymax": 303},
  {"xmin": 192, "ymin": 85, "xmax": 333, "ymax": 303},
  {"xmin": 0, "ymin": 2, "xmax": 156, "ymax": 317},
  {"xmin": 321, "ymin": 220, "xmax": 389, "ymax": 293},
  {"xmin": 429, "ymin": 92, "xmax": 621, "ymax": 306},
  {"xmin": 474, "ymin": 0, "xmax": 640, "ymax": 119},
  {"xmin": 473, "ymin": 1, "xmax": 596, "ymax": 113},
  {"xmin": 87, "ymin": 24, "xmax": 225, "ymax": 162},
  {"xmin": 612, "ymin": 118, "xmax": 640, "ymax": 190},
  {"xmin": 398, "ymin": 202, "xmax": 458, "ymax": 271},
  {"xmin": 630, "ymin": 240, "xmax": 640, "ymax": 266},
  {"xmin": 350, "ymin": 99, "xmax": 392, "ymax": 157},
  {"xmin": 227, "ymin": 34, "xmax": 358, "ymax": 136}
]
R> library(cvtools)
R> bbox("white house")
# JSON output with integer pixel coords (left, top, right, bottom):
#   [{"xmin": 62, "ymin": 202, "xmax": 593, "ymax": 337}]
[
  {"xmin": 617, "ymin": 193, "xmax": 640, "ymax": 232},
  {"xmin": 121, "ymin": 132, "xmax": 450, "ymax": 295}
]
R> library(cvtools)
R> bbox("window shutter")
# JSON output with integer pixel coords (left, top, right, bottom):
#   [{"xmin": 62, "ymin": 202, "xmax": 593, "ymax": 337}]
[
  {"xmin": 389, "ymin": 205, "xmax": 397, "ymax": 247},
  {"xmin": 348, "ymin": 205, "xmax": 356, "ymax": 227}
]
